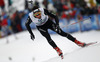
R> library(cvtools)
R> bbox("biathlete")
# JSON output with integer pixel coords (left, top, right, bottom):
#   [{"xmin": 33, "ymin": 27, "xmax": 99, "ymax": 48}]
[{"xmin": 25, "ymin": 6, "xmax": 87, "ymax": 59}]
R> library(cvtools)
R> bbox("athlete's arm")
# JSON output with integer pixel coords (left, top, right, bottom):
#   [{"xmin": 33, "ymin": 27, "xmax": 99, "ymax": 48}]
[
  {"xmin": 44, "ymin": 9, "xmax": 59, "ymax": 25},
  {"xmin": 25, "ymin": 16, "xmax": 35, "ymax": 40}
]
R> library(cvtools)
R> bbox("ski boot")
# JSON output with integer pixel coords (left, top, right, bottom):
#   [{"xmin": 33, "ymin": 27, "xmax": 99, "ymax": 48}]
[
  {"xmin": 75, "ymin": 40, "xmax": 86, "ymax": 47},
  {"xmin": 54, "ymin": 47, "xmax": 63, "ymax": 59}
]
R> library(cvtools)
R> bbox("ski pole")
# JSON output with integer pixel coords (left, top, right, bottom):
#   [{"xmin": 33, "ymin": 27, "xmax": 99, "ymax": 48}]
[{"xmin": 62, "ymin": 17, "xmax": 91, "ymax": 28}]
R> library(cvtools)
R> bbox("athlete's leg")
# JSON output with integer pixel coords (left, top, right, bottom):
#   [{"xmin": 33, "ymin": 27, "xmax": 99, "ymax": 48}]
[
  {"xmin": 49, "ymin": 22, "xmax": 86, "ymax": 47},
  {"xmin": 37, "ymin": 27, "xmax": 58, "ymax": 48},
  {"xmin": 50, "ymin": 23, "xmax": 76, "ymax": 42},
  {"xmin": 37, "ymin": 27, "xmax": 63, "ymax": 57}
]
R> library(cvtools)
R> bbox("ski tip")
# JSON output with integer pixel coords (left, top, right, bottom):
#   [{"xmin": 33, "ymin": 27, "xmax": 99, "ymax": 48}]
[
  {"xmin": 94, "ymin": 41, "xmax": 98, "ymax": 43},
  {"xmin": 59, "ymin": 53, "xmax": 64, "ymax": 59},
  {"xmin": 61, "ymin": 55, "xmax": 64, "ymax": 59}
]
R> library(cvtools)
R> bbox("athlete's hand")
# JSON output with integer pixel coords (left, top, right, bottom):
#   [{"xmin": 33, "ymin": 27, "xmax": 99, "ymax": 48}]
[
  {"xmin": 30, "ymin": 34, "xmax": 35, "ymax": 41},
  {"xmin": 56, "ymin": 25, "xmax": 61, "ymax": 33},
  {"xmin": 54, "ymin": 24, "xmax": 61, "ymax": 33},
  {"xmin": 56, "ymin": 25, "xmax": 60, "ymax": 30}
]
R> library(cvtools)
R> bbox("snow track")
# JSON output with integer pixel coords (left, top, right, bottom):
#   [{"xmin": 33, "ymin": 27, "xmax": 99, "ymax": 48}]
[
  {"xmin": 44, "ymin": 42, "xmax": 100, "ymax": 62},
  {"xmin": 0, "ymin": 30, "xmax": 100, "ymax": 62}
]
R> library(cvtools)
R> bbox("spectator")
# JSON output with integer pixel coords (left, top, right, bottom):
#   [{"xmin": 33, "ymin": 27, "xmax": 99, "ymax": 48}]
[
  {"xmin": 34, "ymin": 0, "xmax": 39, "ymax": 7},
  {"xmin": 0, "ymin": 0, "xmax": 5, "ymax": 12},
  {"xmin": 77, "ymin": 0, "xmax": 87, "ymax": 9},
  {"xmin": 84, "ymin": 5, "xmax": 91, "ymax": 15},
  {"xmin": 98, "ymin": 6, "xmax": 100, "ymax": 14},
  {"xmin": 70, "ymin": 0, "xmax": 76, "ymax": 8},
  {"xmin": 80, "ymin": 5, "xmax": 91, "ymax": 15},
  {"xmin": 0, "ymin": 18, "xmax": 2, "ymax": 38},
  {"xmin": 1, "ymin": 13, "xmax": 9, "ymax": 38},
  {"xmin": 8, "ymin": 0, "xmax": 13, "ymax": 14},
  {"xmin": 8, "ymin": 0, "xmax": 12, "ymax": 7},
  {"xmin": 89, "ymin": 0, "xmax": 96, "ymax": 8},
  {"xmin": 42, "ymin": 0, "xmax": 49, "ymax": 9},
  {"xmin": 53, "ymin": 0, "xmax": 63, "ymax": 16},
  {"xmin": 10, "ymin": 14, "xmax": 18, "ymax": 33},
  {"xmin": 48, "ymin": 2, "xmax": 56, "ymax": 12},
  {"xmin": 14, "ymin": 11, "xmax": 22, "ymax": 32},
  {"xmin": 90, "ymin": 6, "xmax": 98, "ymax": 15},
  {"xmin": 96, "ymin": 0, "xmax": 100, "ymax": 5},
  {"xmin": 25, "ymin": 0, "xmax": 28, "ymax": 10}
]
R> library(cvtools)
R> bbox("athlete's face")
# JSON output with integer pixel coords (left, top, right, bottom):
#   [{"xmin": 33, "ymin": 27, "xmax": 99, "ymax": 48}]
[{"xmin": 34, "ymin": 11, "xmax": 41, "ymax": 19}]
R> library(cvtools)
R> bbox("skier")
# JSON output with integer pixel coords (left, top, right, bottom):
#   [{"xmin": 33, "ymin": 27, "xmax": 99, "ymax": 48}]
[{"xmin": 25, "ymin": 6, "xmax": 86, "ymax": 59}]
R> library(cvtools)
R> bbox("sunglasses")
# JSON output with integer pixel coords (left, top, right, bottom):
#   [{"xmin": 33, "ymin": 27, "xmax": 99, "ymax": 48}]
[{"xmin": 34, "ymin": 12, "xmax": 41, "ymax": 17}]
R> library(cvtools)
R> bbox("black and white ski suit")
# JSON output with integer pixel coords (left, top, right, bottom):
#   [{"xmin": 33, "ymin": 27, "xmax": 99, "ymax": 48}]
[{"xmin": 25, "ymin": 8, "xmax": 76, "ymax": 48}]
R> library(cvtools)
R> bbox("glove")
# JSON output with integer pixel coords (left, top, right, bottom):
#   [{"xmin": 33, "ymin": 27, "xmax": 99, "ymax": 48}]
[
  {"xmin": 56, "ymin": 25, "xmax": 61, "ymax": 33},
  {"xmin": 30, "ymin": 34, "xmax": 35, "ymax": 41},
  {"xmin": 53, "ymin": 24, "xmax": 61, "ymax": 33},
  {"xmin": 55, "ymin": 25, "xmax": 60, "ymax": 30}
]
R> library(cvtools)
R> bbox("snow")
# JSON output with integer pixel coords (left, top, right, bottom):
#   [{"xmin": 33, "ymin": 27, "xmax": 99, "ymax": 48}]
[
  {"xmin": 0, "ymin": 30, "xmax": 100, "ymax": 62},
  {"xmin": 45, "ymin": 42, "xmax": 100, "ymax": 62}
]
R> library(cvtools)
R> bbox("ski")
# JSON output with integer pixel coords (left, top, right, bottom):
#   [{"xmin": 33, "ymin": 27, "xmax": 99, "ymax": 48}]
[
  {"xmin": 83, "ymin": 41, "xmax": 98, "ymax": 47},
  {"xmin": 59, "ymin": 53, "xmax": 64, "ymax": 59}
]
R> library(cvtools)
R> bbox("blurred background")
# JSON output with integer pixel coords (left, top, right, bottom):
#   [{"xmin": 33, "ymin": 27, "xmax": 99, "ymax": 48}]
[
  {"xmin": 0, "ymin": 0, "xmax": 100, "ymax": 62},
  {"xmin": 0, "ymin": 0, "xmax": 100, "ymax": 38}
]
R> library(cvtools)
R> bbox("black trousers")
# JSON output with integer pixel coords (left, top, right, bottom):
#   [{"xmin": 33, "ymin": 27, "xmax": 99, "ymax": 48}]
[{"xmin": 37, "ymin": 19, "xmax": 76, "ymax": 48}]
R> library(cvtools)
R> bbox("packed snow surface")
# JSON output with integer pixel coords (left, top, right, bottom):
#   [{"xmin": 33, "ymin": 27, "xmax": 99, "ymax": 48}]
[{"xmin": 0, "ymin": 30, "xmax": 100, "ymax": 62}]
